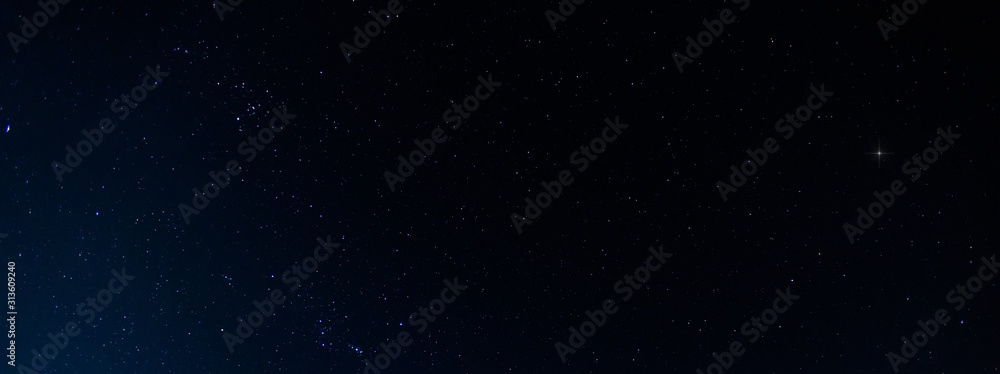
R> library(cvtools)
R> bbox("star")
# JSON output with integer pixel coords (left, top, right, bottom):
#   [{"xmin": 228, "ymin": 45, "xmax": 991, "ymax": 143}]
[{"xmin": 865, "ymin": 139, "xmax": 893, "ymax": 168}]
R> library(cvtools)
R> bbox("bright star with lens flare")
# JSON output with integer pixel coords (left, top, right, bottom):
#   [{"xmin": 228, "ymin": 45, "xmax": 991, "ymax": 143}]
[{"xmin": 865, "ymin": 139, "xmax": 893, "ymax": 168}]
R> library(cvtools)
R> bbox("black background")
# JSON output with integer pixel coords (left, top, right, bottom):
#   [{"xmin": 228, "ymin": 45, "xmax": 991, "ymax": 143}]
[{"xmin": 1, "ymin": 0, "xmax": 998, "ymax": 373}]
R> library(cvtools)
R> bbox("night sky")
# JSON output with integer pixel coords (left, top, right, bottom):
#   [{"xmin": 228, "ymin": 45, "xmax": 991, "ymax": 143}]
[{"xmin": 1, "ymin": 1, "xmax": 998, "ymax": 373}]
